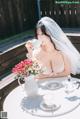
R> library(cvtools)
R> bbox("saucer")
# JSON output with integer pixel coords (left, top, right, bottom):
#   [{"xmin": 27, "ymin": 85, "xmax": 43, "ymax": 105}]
[
  {"xmin": 40, "ymin": 101, "xmax": 61, "ymax": 112},
  {"xmin": 46, "ymin": 82, "xmax": 63, "ymax": 90}
]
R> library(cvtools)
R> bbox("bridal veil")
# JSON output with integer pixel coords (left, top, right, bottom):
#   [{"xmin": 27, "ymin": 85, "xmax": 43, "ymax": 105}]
[{"xmin": 36, "ymin": 17, "xmax": 80, "ymax": 75}]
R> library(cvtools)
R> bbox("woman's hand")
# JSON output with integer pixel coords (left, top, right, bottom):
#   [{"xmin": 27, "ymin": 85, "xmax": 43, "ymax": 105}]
[
  {"xmin": 35, "ymin": 72, "xmax": 57, "ymax": 80},
  {"xmin": 25, "ymin": 40, "xmax": 33, "ymax": 59},
  {"xmin": 35, "ymin": 73, "xmax": 48, "ymax": 79},
  {"xmin": 25, "ymin": 40, "xmax": 33, "ymax": 52}
]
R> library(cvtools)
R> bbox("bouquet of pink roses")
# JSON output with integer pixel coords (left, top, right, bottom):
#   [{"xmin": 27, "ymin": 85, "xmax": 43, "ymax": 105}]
[{"xmin": 12, "ymin": 59, "xmax": 43, "ymax": 80}]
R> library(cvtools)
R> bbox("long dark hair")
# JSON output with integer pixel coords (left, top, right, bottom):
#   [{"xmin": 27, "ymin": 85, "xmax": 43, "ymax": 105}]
[{"xmin": 35, "ymin": 24, "xmax": 58, "ymax": 50}]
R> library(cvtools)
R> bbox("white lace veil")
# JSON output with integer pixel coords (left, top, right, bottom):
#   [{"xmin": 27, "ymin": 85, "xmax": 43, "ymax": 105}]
[{"xmin": 36, "ymin": 16, "xmax": 80, "ymax": 75}]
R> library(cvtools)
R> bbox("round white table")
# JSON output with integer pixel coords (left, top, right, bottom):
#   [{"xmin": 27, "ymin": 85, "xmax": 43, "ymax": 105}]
[{"xmin": 3, "ymin": 77, "xmax": 80, "ymax": 119}]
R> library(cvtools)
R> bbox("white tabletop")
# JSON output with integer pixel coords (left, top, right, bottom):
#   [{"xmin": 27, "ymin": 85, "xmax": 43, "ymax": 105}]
[{"xmin": 3, "ymin": 77, "xmax": 80, "ymax": 119}]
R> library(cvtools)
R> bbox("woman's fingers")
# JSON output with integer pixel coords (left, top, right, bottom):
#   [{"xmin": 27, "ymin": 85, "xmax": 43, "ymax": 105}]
[
  {"xmin": 25, "ymin": 41, "xmax": 33, "ymax": 49},
  {"xmin": 35, "ymin": 74, "xmax": 43, "ymax": 79},
  {"xmin": 25, "ymin": 41, "xmax": 34, "ymax": 54},
  {"xmin": 35, "ymin": 73, "xmax": 49, "ymax": 79}
]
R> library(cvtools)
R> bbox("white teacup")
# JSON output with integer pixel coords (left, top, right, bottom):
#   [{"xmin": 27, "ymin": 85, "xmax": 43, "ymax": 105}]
[{"xmin": 31, "ymin": 39, "xmax": 42, "ymax": 49}]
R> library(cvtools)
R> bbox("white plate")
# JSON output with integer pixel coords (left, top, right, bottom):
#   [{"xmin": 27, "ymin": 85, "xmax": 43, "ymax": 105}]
[
  {"xmin": 39, "ymin": 81, "xmax": 64, "ymax": 90},
  {"xmin": 40, "ymin": 101, "xmax": 61, "ymax": 112},
  {"xmin": 47, "ymin": 82, "xmax": 63, "ymax": 90}
]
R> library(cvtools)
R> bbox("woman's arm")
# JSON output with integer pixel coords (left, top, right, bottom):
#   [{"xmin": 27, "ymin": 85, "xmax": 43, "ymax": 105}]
[{"xmin": 25, "ymin": 40, "xmax": 33, "ymax": 59}]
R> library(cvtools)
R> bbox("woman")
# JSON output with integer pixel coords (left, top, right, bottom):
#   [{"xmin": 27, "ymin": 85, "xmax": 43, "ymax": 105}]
[{"xmin": 25, "ymin": 17, "xmax": 80, "ymax": 80}]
